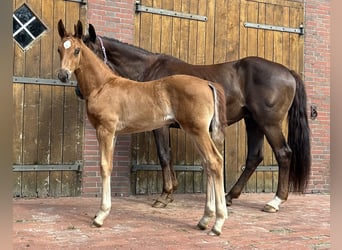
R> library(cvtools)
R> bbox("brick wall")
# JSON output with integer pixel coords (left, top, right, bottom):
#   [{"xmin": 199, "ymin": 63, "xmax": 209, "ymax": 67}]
[
  {"xmin": 81, "ymin": 0, "xmax": 331, "ymax": 196},
  {"xmin": 82, "ymin": 0, "xmax": 135, "ymax": 197},
  {"xmin": 304, "ymin": 0, "xmax": 330, "ymax": 193}
]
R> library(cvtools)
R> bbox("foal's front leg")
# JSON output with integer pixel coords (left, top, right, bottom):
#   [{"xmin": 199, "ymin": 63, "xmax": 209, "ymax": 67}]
[{"xmin": 93, "ymin": 127, "xmax": 115, "ymax": 227}]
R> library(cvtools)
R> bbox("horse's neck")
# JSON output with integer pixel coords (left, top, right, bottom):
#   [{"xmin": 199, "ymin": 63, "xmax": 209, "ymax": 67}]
[
  {"xmin": 104, "ymin": 38, "xmax": 155, "ymax": 81},
  {"xmin": 75, "ymin": 45, "xmax": 117, "ymax": 98}
]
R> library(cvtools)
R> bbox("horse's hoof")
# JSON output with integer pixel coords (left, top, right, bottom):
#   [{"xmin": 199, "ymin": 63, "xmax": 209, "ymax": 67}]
[
  {"xmin": 151, "ymin": 196, "xmax": 174, "ymax": 208},
  {"xmin": 262, "ymin": 204, "xmax": 278, "ymax": 213},
  {"xmin": 197, "ymin": 222, "xmax": 208, "ymax": 231},
  {"xmin": 152, "ymin": 199, "xmax": 167, "ymax": 208},
  {"xmin": 208, "ymin": 228, "xmax": 221, "ymax": 236}
]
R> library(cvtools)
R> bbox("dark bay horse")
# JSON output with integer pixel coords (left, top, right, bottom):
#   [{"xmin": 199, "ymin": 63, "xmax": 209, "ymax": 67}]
[
  {"xmin": 57, "ymin": 20, "xmax": 228, "ymax": 236},
  {"xmin": 82, "ymin": 24, "xmax": 311, "ymax": 213}
]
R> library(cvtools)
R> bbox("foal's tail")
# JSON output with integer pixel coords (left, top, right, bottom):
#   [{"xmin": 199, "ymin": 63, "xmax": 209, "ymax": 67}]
[
  {"xmin": 287, "ymin": 70, "xmax": 311, "ymax": 192},
  {"xmin": 208, "ymin": 82, "xmax": 227, "ymax": 143}
]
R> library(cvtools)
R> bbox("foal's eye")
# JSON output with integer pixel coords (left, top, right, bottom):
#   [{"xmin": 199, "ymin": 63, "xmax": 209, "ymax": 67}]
[{"xmin": 74, "ymin": 48, "xmax": 80, "ymax": 55}]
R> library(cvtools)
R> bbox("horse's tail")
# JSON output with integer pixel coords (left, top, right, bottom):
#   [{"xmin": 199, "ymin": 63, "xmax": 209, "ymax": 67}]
[
  {"xmin": 208, "ymin": 82, "xmax": 227, "ymax": 143},
  {"xmin": 287, "ymin": 70, "xmax": 311, "ymax": 192}
]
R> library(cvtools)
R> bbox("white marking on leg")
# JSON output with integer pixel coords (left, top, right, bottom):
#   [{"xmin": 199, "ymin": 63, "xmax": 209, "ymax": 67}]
[
  {"xmin": 94, "ymin": 175, "xmax": 112, "ymax": 226},
  {"xmin": 266, "ymin": 195, "xmax": 284, "ymax": 211}
]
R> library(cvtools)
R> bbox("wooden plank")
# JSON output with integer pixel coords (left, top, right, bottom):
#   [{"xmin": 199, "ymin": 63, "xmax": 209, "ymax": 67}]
[
  {"xmin": 193, "ymin": 171, "xmax": 202, "ymax": 193},
  {"xmin": 175, "ymin": 171, "xmax": 185, "ymax": 193},
  {"xmin": 226, "ymin": 0, "xmax": 240, "ymax": 61},
  {"xmin": 139, "ymin": 0, "xmax": 153, "ymax": 51},
  {"xmin": 151, "ymin": 0, "xmax": 162, "ymax": 53},
  {"xmin": 62, "ymin": 88, "xmax": 79, "ymax": 163},
  {"xmin": 136, "ymin": 170, "xmax": 148, "ymax": 194},
  {"xmin": 213, "ymin": 0, "xmax": 228, "ymax": 63},
  {"xmin": 49, "ymin": 170, "xmax": 62, "ymax": 197},
  {"xmin": 273, "ymin": 4, "xmax": 283, "ymax": 64},
  {"xmin": 13, "ymin": 84, "xmax": 24, "ymax": 164},
  {"xmin": 196, "ymin": 0, "xmax": 206, "ymax": 64},
  {"xmin": 36, "ymin": 171, "xmax": 49, "ymax": 197},
  {"xmin": 289, "ymin": 6, "xmax": 300, "ymax": 72},
  {"xmin": 147, "ymin": 171, "xmax": 158, "ymax": 194},
  {"xmin": 204, "ymin": 0, "xmax": 215, "ymax": 64},
  {"xmin": 188, "ymin": 0, "xmax": 198, "ymax": 64},
  {"xmin": 171, "ymin": 0, "xmax": 181, "ymax": 58},
  {"xmin": 247, "ymin": 0, "xmax": 301, "ymax": 8},
  {"xmin": 21, "ymin": 171, "xmax": 36, "ymax": 197},
  {"xmin": 185, "ymin": 171, "xmax": 194, "ymax": 193},
  {"xmin": 61, "ymin": 171, "xmax": 77, "ymax": 196},
  {"xmin": 13, "ymin": 172, "xmax": 22, "ymax": 197},
  {"xmin": 282, "ymin": 6, "xmax": 291, "ymax": 68},
  {"xmin": 160, "ymin": 0, "xmax": 173, "ymax": 55}
]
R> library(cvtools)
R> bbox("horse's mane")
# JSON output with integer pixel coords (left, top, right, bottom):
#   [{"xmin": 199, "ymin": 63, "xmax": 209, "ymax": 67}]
[{"xmin": 102, "ymin": 36, "xmax": 183, "ymax": 63}]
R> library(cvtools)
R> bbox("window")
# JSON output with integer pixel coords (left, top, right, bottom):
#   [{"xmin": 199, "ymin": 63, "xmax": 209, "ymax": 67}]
[{"xmin": 13, "ymin": 4, "xmax": 47, "ymax": 50}]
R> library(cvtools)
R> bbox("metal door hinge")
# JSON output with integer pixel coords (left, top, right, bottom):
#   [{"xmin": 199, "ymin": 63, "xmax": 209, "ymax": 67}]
[
  {"xmin": 244, "ymin": 22, "xmax": 304, "ymax": 35},
  {"xmin": 135, "ymin": 0, "xmax": 207, "ymax": 22},
  {"xmin": 64, "ymin": 0, "xmax": 87, "ymax": 4}
]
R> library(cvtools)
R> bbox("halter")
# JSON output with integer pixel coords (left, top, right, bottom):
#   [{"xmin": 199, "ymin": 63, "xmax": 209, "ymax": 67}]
[{"xmin": 97, "ymin": 36, "xmax": 108, "ymax": 64}]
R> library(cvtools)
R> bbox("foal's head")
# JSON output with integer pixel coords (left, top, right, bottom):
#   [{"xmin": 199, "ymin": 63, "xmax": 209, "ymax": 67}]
[{"xmin": 57, "ymin": 19, "xmax": 84, "ymax": 83}]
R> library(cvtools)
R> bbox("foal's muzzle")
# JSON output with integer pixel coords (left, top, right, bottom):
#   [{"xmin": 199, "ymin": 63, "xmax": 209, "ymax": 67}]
[{"xmin": 58, "ymin": 69, "xmax": 71, "ymax": 83}]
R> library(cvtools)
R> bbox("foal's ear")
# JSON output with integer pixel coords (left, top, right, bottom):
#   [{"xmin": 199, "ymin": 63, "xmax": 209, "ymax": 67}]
[
  {"xmin": 88, "ymin": 24, "xmax": 97, "ymax": 43},
  {"xmin": 58, "ymin": 19, "xmax": 67, "ymax": 39},
  {"xmin": 74, "ymin": 20, "xmax": 83, "ymax": 39}
]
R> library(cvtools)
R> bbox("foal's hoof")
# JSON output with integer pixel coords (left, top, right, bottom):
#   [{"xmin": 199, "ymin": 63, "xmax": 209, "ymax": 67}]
[
  {"xmin": 208, "ymin": 228, "xmax": 221, "ymax": 236},
  {"xmin": 197, "ymin": 222, "xmax": 208, "ymax": 231},
  {"xmin": 262, "ymin": 204, "xmax": 278, "ymax": 213},
  {"xmin": 92, "ymin": 222, "xmax": 102, "ymax": 227},
  {"xmin": 92, "ymin": 216, "xmax": 103, "ymax": 227}
]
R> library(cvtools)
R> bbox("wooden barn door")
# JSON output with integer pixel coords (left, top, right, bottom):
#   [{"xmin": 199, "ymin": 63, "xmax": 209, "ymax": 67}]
[
  {"xmin": 230, "ymin": 0, "xmax": 304, "ymax": 193},
  {"xmin": 133, "ymin": 0, "xmax": 304, "ymax": 195},
  {"xmin": 13, "ymin": 0, "xmax": 87, "ymax": 197}
]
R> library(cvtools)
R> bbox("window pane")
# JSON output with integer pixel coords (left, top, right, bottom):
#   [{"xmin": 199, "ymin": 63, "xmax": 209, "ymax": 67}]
[
  {"xmin": 27, "ymin": 19, "xmax": 46, "ymax": 37},
  {"xmin": 14, "ymin": 4, "xmax": 34, "ymax": 23},
  {"xmin": 14, "ymin": 30, "xmax": 33, "ymax": 49},
  {"xmin": 13, "ymin": 18, "xmax": 21, "ymax": 33}
]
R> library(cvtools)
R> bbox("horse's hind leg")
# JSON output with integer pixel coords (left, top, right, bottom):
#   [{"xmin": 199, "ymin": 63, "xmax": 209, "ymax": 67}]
[
  {"xmin": 262, "ymin": 125, "xmax": 292, "ymax": 213},
  {"xmin": 226, "ymin": 117, "xmax": 264, "ymax": 206},
  {"xmin": 192, "ymin": 133, "xmax": 227, "ymax": 236},
  {"xmin": 151, "ymin": 127, "xmax": 178, "ymax": 208}
]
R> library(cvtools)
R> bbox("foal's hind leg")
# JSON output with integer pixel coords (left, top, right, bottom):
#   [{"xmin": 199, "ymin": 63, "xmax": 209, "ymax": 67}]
[
  {"xmin": 192, "ymin": 133, "xmax": 227, "ymax": 236},
  {"xmin": 226, "ymin": 117, "xmax": 264, "ymax": 206},
  {"xmin": 151, "ymin": 127, "xmax": 178, "ymax": 208}
]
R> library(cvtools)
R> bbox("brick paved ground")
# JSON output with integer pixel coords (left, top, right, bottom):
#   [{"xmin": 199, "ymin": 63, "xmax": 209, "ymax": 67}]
[{"xmin": 13, "ymin": 193, "xmax": 330, "ymax": 249}]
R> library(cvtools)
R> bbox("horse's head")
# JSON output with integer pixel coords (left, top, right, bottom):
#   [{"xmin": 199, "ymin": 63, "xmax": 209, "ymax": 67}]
[
  {"xmin": 57, "ymin": 19, "xmax": 84, "ymax": 83},
  {"xmin": 82, "ymin": 24, "xmax": 105, "ymax": 61}
]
